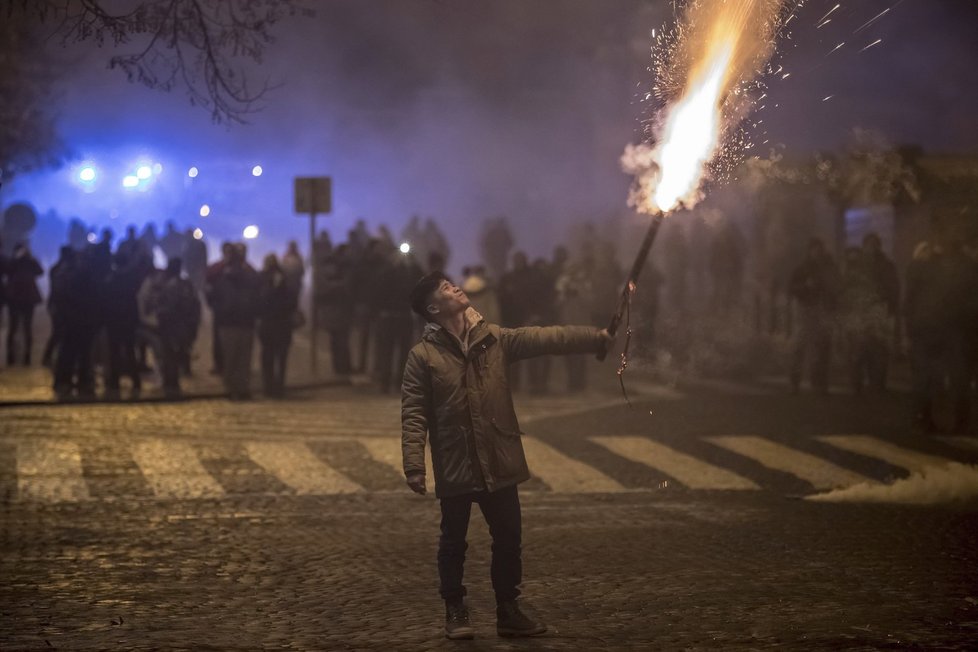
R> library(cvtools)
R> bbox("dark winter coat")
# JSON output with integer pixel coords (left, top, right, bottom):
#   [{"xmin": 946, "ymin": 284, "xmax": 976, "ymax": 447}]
[
  {"xmin": 211, "ymin": 264, "xmax": 260, "ymax": 329},
  {"xmin": 5, "ymin": 255, "xmax": 43, "ymax": 305},
  {"xmin": 401, "ymin": 308, "xmax": 605, "ymax": 498},
  {"xmin": 258, "ymin": 270, "xmax": 297, "ymax": 339}
]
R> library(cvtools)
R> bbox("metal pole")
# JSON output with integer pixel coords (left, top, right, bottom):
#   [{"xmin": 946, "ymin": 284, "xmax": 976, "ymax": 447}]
[{"xmin": 309, "ymin": 211, "xmax": 318, "ymax": 375}]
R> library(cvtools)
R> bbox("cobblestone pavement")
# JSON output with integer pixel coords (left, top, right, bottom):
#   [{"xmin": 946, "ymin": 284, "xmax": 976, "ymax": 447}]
[{"xmin": 2, "ymin": 385, "xmax": 978, "ymax": 649}]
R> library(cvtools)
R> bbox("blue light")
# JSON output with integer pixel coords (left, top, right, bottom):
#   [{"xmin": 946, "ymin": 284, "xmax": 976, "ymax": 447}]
[{"xmin": 122, "ymin": 175, "xmax": 139, "ymax": 188}]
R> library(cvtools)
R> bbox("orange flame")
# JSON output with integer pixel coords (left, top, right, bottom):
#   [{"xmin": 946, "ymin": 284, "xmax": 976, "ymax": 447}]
[{"xmin": 626, "ymin": 0, "xmax": 783, "ymax": 214}]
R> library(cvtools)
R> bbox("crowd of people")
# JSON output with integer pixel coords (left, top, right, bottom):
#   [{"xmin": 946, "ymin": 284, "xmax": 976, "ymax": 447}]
[
  {"xmin": 786, "ymin": 232, "xmax": 978, "ymax": 433},
  {"xmin": 0, "ymin": 213, "xmax": 976, "ymax": 433},
  {"xmin": 0, "ymin": 224, "xmax": 304, "ymax": 401}
]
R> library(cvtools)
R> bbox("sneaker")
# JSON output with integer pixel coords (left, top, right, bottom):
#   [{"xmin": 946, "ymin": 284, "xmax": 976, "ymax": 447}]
[
  {"xmin": 445, "ymin": 601, "xmax": 475, "ymax": 640},
  {"xmin": 496, "ymin": 600, "xmax": 546, "ymax": 638}
]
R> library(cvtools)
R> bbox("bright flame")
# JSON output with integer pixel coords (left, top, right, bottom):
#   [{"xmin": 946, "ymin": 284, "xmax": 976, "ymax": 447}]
[
  {"xmin": 624, "ymin": 0, "xmax": 784, "ymax": 214},
  {"xmin": 653, "ymin": 44, "xmax": 733, "ymax": 212}
]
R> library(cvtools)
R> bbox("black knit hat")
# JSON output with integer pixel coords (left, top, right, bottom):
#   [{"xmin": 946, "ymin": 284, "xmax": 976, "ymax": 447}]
[{"xmin": 410, "ymin": 270, "xmax": 451, "ymax": 320}]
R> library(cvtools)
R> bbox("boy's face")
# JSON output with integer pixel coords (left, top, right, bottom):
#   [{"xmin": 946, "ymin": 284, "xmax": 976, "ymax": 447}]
[{"xmin": 427, "ymin": 279, "xmax": 470, "ymax": 319}]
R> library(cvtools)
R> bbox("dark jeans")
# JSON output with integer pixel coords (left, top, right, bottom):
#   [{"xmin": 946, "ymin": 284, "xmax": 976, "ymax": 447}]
[
  {"xmin": 438, "ymin": 484, "xmax": 522, "ymax": 605},
  {"xmin": 328, "ymin": 326, "xmax": 353, "ymax": 375},
  {"xmin": 260, "ymin": 328, "xmax": 292, "ymax": 396},
  {"xmin": 790, "ymin": 310, "xmax": 832, "ymax": 393},
  {"xmin": 6, "ymin": 303, "xmax": 35, "ymax": 365},
  {"xmin": 53, "ymin": 324, "xmax": 95, "ymax": 396},
  {"xmin": 220, "ymin": 326, "xmax": 254, "ymax": 397},
  {"xmin": 106, "ymin": 325, "xmax": 142, "ymax": 391}
]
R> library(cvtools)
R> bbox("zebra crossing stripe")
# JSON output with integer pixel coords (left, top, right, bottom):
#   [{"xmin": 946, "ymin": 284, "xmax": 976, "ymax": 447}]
[
  {"xmin": 591, "ymin": 436, "xmax": 759, "ymax": 490},
  {"xmin": 244, "ymin": 442, "xmax": 363, "ymax": 494},
  {"xmin": 521, "ymin": 437, "xmax": 625, "ymax": 493},
  {"xmin": 708, "ymin": 436, "xmax": 874, "ymax": 490},
  {"xmin": 938, "ymin": 436, "xmax": 978, "ymax": 453},
  {"xmin": 16, "ymin": 440, "xmax": 90, "ymax": 503},
  {"xmin": 131, "ymin": 440, "xmax": 226, "ymax": 499},
  {"xmin": 355, "ymin": 437, "xmax": 431, "ymax": 494},
  {"xmin": 818, "ymin": 436, "xmax": 953, "ymax": 473}
]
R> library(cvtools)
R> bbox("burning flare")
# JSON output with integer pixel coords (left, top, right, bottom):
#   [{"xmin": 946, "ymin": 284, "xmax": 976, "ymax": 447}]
[{"xmin": 624, "ymin": 0, "xmax": 785, "ymax": 214}]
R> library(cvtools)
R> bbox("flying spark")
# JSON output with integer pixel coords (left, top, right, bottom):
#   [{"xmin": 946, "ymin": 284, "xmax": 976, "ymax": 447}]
[
  {"xmin": 817, "ymin": 18, "xmax": 832, "ymax": 29},
  {"xmin": 827, "ymin": 41, "xmax": 845, "ymax": 55},
  {"xmin": 859, "ymin": 38, "xmax": 882, "ymax": 52},
  {"xmin": 854, "ymin": 6, "xmax": 892, "ymax": 34},
  {"xmin": 822, "ymin": 95, "xmax": 835, "ymax": 102},
  {"xmin": 817, "ymin": 3, "xmax": 841, "ymax": 24}
]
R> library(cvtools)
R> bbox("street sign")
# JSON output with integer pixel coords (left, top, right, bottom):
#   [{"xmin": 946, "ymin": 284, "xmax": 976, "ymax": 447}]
[{"xmin": 294, "ymin": 176, "xmax": 332, "ymax": 214}]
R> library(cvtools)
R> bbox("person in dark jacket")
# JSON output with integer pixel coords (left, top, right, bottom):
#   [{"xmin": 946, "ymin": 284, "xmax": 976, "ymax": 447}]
[
  {"xmin": 204, "ymin": 241, "xmax": 235, "ymax": 375},
  {"xmin": 372, "ymin": 243, "xmax": 423, "ymax": 393},
  {"xmin": 211, "ymin": 245, "xmax": 260, "ymax": 399},
  {"xmin": 5, "ymin": 243, "xmax": 44, "ymax": 366},
  {"xmin": 788, "ymin": 238, "xmax": 839, "ymax": 394},
  {"xmin": 257, "ymin": 254, "xmax": 297, "ymax": 398},
  {"xmin": 102, "ymin": 252, "xmax": 144, "ymax": 399},
  {"xmin": 51, "ymin": 249, "xmax": 98, "ymax": 399},
  {"xmin": 401, "ymin": 271, "xmax": 612, "ymax": 640},
  {"xmin": 317, "ymin": 244, "xmax": 355, "ymax": 376},
  {"xmin": 154, "ymin": 258, "xmax": 201, "ymax": 398}
]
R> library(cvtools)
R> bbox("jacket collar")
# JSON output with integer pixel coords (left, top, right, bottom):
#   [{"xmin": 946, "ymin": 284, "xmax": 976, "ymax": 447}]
[{"xmin": 423, "ymin": 307, "xmax": 488, "ymax": 355}]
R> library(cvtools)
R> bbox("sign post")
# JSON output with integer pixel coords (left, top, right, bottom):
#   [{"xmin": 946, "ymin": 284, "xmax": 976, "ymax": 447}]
[{"xmin": 294, "ymin": 176, "xmax": 332, "ymax": 375}]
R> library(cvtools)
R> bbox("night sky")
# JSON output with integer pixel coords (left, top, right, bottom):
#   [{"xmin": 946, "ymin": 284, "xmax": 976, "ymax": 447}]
[{"xmin": 7, "ymin": 0, "xmax": 978, "ymax": 268}]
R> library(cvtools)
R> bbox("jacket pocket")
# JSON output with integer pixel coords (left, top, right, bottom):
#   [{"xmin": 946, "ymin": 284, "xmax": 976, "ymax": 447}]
[
  {"xmin": 489, "ymin": 418, "xmax": 527, "ymax": 479},
  {"xmin": 432, "ymin": 426, "xmax": 474, "ymax": 488}
]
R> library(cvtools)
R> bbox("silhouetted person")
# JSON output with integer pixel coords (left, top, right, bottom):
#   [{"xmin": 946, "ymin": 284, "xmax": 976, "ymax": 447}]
[
  {"xmin": 182, "ymin": 229, "xmax": 208, "ymax": 293},
  {"xmin": 860, "ymin": 232, "xmax": 899, "ymax": 389},
  {"xmin": 5, "ymin": 243, "xmax": 43, "ymax": 366},
  {"xmin": 211, "ymin": 245, "xmax": 260, "ymax": 399},
  {"xmin": 42, "ymin": 246, "xmax": 72, "ymax": 368},
  {"xmin": 479, "ymin": 217, "xmax": 514, "ymax": 286},
  {"xmin": 788, "ymin": 238, "xmax": 839, "ymax": 394},
  {"xmin": 159, "ymin": 221, "xmax": 185, "ymax": 263},
  {"xmin": 317, "ymin": 244, "xmax": 354, "ymax": 376},
  {"xmin": 423, "ymin": 218, "xmax": 450, "ymax": 269},
  {"xmin": 461, "ymin": 265, "xmax": 501, "ymax": 326},
  {"xmin": 905, "ymin": 240, "xmax": 977, "ymax": 433},
  {"xmin": 373, "ymin": 243, "xmax": 423, "ymax": 393},
  {"xmin": 499, "ymin": 251, "xmax": 532, "ymax": 390},
  {"xmin": 0, "ymin": 236, "xmax": 7, "ymax": 359},
  {"xmin": 525, "ymin": 258, "xmax": 558, "ymax": 394},
  {"xmin": 205, "ymin": 242, "xmax": 235, "ymax": 375},
  {"xmin": 258, "ymin": 254, "xmax": 296, "ymax": 398},
  {"xmin": 281, "ymin": 240, "xmax": 305, "ymax": 300},
  {"xmin": 102, "ymin": 252, "xmax": 144, "ymax": 399},
  {"xmin": 51, "ymin": 249, "xmax": 98, "ymax": 399},
  {"xmin": 153, "ymin": 258, "xmax": 201, "ymax": 398},
  {"xmin": 401, "ymin": 271, "xmax": 613, "ymax": 640}
]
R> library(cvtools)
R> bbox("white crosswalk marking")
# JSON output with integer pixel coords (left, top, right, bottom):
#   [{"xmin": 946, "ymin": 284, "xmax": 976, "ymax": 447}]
[
  {"xmin": 818, "ymin": 436, "xmax": 953, "ymax": 473},
  {"xmin": 244, "ymin": 442, "xmax": 363, "ymax": 494},
  {"xmin": 357, "ymin": 437, "xmax": 433, "ymax": 493},
  {"xmin": 17, "ymin": 440, "xmax": 90, "ymax": 503},
  {"xmin": 131, "ymin": 440, "xmax": 226, "ymax": 499},
  {"xmin": 708, "ymin": 436, "xmax": 873, "ymax": 490},
  {"xmin": 938, "ymin": 436, "xmax": 978, "ymax": 453},
  {"xmin": 591, "ymin": 436, "xmax": 759, "ymax": 490},
  {"xmin": 521, "ymin": 437, "xmax": 625, "ymax": 493}
]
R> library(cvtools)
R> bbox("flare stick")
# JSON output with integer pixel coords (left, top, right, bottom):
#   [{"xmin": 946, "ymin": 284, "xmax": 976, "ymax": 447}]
[{"xmin": 597, "ymin": 211, "xmax": 665, "ymax": 362}]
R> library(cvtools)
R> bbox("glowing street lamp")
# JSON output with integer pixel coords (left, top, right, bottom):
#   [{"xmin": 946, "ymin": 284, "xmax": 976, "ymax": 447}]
[
  {"xmin": 399, "ymin": 242, "xmax": 411, "ymax": 254},
  {"xmin": 199, "ymin": 204, "xmax": 211, "ymax": 217},
  {"xmin": 78, "ymin": 166, "xmax": 97, "ymax": 182},
  {"xmin": 243, "ymin": 225, "xmax": 259, "ymax": 239},
  {"xmin": 251, "ymin": 165, "xmax": 263, "ymax": 177},
  {"xmin": 193, "ymin": 228, "xmax": 204, "ymax": 240},
  {"xmin": 188, "ymin": 166, "xmax": 199, "ymax": 178}
]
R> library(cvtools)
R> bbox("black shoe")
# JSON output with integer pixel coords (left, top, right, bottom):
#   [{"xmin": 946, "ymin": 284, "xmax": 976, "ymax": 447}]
[
  {"xmin": 445, "ymin": 601, "xmax": 475, "ymax": 640},
  {"xmin": 496, "ymin": 600, "xmax": 546, "ymax": 638}
]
